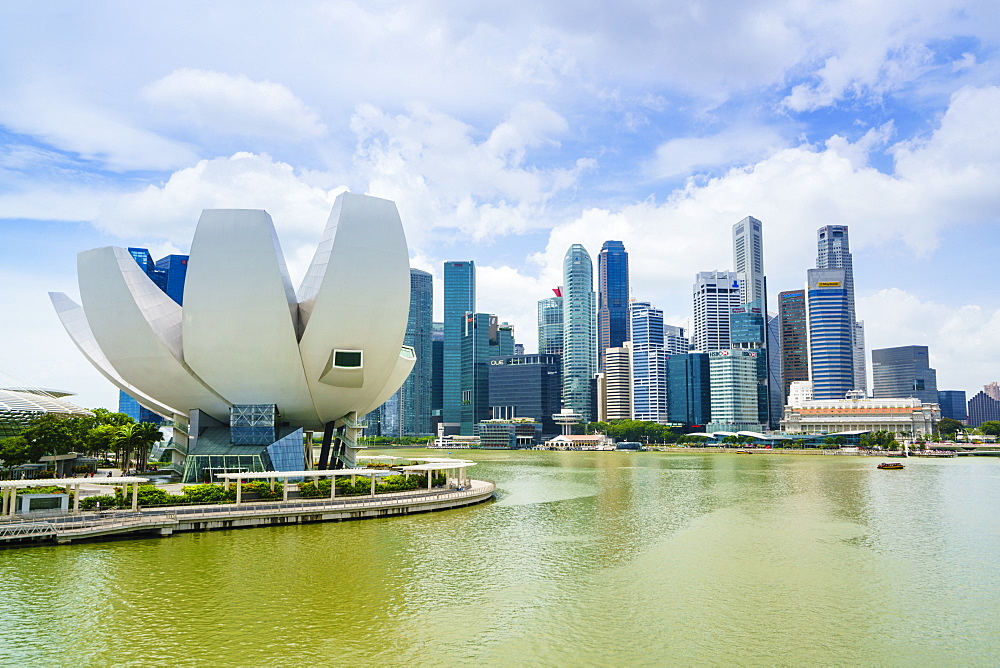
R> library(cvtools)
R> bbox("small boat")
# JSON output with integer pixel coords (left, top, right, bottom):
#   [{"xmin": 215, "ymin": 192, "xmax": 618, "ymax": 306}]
[
  {"xmin": 735, "ymin": 449, "xmax": 753, "ymax": 454},
  {"xmin": 877, "ymin": 462, "xmax": 905, "ymax": 470}
]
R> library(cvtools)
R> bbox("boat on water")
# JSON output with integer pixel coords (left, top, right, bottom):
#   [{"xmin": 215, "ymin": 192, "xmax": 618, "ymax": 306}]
[
  {"xmin": 735, "ymin": 450, "xmax": 753, "ymax": 454},
  {"xmin": 877, "ymin": 462, "xmax": 905, "ymax": 469}
]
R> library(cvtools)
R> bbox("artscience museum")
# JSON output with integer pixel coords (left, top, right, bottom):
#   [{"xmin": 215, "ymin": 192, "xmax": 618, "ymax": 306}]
[{"xmin": 50, "ymin": 193, "xmax": 415, "ymax": 482}]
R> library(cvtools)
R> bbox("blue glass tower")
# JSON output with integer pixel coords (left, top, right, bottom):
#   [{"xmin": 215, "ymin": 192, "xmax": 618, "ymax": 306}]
[
  {"xmin": 937, "ymin": 390, "xmax": 967, "ymax": 422},
  {"xmin": 666, "ymin": 352, "xmax": 711, "ymax": 427},
  {"xmin": 120, "ymin": 247, "xmax": 189, "ymax": 423},
  {"xmin": 489, "ymin": 353, "xmax": 563, "ymax": 438},
  {"xmin": 460, "ymin": 313, "xmax": 494, "ymax": 435},
  {"xmin": 369, "ymin": 268, "xmax": 433, "ymax": 436},
  {"xmin": 562, "ymin": 245, "xmax": 596, "ymax": 422},
  {"xmin": 806, "ymin": 268, "xmax": 854, "ymax": 399},
  {"xmin": 537, "ymin": 290, "xmax": 564, "ymax": 355},
  {"xmin": 598, "ymin": 240, "xmax": 629, "ymax": 371},
  {"xmin": 443, "ymin": 261, "xmax": 475, "ymax": 434}
]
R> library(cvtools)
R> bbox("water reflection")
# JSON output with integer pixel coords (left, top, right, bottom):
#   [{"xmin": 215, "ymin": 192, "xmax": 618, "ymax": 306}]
[{"xmin": 0, "ymin": 451, "xmax": 996, "ymax": 666}]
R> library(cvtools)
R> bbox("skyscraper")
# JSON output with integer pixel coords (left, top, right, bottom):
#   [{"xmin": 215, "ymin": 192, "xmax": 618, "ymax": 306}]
[
  {"xmin": 373, "ymin": 269, "xmax": 433, "ymax": 436},
  {"xmin": 119, "ymin": 247, "xmax": 189, "ymax": 423},
  {"xmin": 779, "ymin": 289, "xmax": 808, "ymax": 403},
  {"xmin": 562, "ymin": 244, "xmax": 596, "ymax": 422},
  {"xmin": 630, "ymin": 301, "xmax": 669, "ymax": 423},
  {"xmin": 707, "ymin": 349, "xmax": 766, "ymax": 432},
  {"xmin": 937, "ymin": 390, "xmax": 967, "ymax": 423},
  {"xmin": 968, "ymin": 390, "xmax": 1000, "ymax": 427},
  {"xmin": 816, "ymin": 225, "xmax": 865, "ymax": 392},
  {"xmin": 666, "ymin": 352, "xmax": 711, "ymax": 427},
  {"xmin": 430, "ymin": 322, "xmax": 444, "ymax": 434},
  {"xmin": 663, "ymin": 324, "xmax": 689, "ymax": 354},
  {"xmin": 443, "ymin": 261, "xmax": 475, "ymax": 434},
  {"xmin": 460, "ymin": 312, "xmax": 494, "ymax": 435},
  {"xmin": 729, "ymin": 299, "xmax": 771, "ymax": 427},
  {"xmin": 733, "ymin": 216, "xmax": 765, "ymax": 305},
  {"xmin": 871, "ymin": 345, "xmax": 938, "ymax": 403},
  {"xmin": 488, "ymin": 353, "xmax": 562, "ymax": 439},
  {"xmin": 537, "ymin": 289, "xmax": 564, "ymax": 355},
  {"xmin": 597, "ymin": 240, "xmax": 629, "ymax": 371},
  {"xmin": 692, "ymin": 271, "xmax": 741, "ymax": 352},
  {"xmin": 805, "ymin": 268, "xmax": 854, "ymax": 399},
  {"xmin": 597, "ymin": 343, "xmax": 632, "ymax": 421}
]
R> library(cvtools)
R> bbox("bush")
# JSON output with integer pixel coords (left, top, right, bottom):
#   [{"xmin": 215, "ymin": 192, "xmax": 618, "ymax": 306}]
[
  {"xmin": 243, "ymin": 480, "xmax": 283, "ymax": 500},
  {"xmin": 180, "ymin": 484, "xmax": 235, "ymax": 504},
  {"xmin": 80, "ymin": 494, "xmax": 118, "ymax": 510},
  {"xmin": 72, "ymin": 464, "xmax": 91, "ymax": 474}
]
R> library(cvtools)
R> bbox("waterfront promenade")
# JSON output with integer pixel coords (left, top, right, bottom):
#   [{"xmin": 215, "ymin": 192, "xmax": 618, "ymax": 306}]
[{"xmin": 0, "ymin": 479, "xmax": 495, "ymax": 547}]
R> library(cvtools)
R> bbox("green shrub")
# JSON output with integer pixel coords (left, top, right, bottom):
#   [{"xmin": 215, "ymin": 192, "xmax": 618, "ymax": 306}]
[
  {"xmin": 80, "ymin": 494, "xmax": 118, "ymax": 510},
  {"xmin": 180, "ymin": 484, "xmax": 235, "ymax": 504},
  {"xmin": 243, "ymin": 480, "xmax": 283, "ymax": 500}
]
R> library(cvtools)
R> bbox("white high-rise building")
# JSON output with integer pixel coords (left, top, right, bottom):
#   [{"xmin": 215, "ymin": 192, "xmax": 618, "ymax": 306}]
[
  {"xmin": 692, "ymin": 271, "xmax": 741, "ymax": 352},
  {"xmin": 733, "ymin": 216, "xmax": 765, "ymax": 306},
  {"xmin": 663, "ymin": 324, "xmax": 689, "ymax": 354}
]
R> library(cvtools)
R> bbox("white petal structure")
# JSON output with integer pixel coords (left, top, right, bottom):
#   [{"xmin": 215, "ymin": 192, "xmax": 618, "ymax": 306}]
[{"xmin": 50, "ymin": 192, "xmax": 414, "ymax": 441}]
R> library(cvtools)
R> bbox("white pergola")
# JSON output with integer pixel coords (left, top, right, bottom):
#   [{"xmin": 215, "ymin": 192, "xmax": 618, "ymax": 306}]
[
  {"xmin": 0, "ymin": 476, "xmax": 149, "ymax": 515},
  {"xmin": 214, "ymin": 459, "xmax": 477, "ymax": 504}
]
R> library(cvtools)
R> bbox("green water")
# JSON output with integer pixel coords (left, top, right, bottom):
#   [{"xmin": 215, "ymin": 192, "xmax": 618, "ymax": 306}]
[{"xmin": 1, "ymin": 451, "xmax": 998, "ymax": 666}]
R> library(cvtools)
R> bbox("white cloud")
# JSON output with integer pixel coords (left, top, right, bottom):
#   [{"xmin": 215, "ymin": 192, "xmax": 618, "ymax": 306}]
[
  {"xmin": 143, "ymin": 68, "xmax": 327, "ymax": 140},
  {"xmin": 645, "ymin": 125, "xmax": 789, "ymax": 179},
  {"xmin": 97, "ymin": 153, "xmax": 348, "ymax": 285},
  {"xmin": 351, "ymin": 102, "xmax": 594, "ymax": 243},
  {"xmin": 860, "ymin": 288, "xmax": 1000, "ymax": 392},
  {"xmin": 0, "ymin": 81, "xmax": 197, "ymax": 171}
]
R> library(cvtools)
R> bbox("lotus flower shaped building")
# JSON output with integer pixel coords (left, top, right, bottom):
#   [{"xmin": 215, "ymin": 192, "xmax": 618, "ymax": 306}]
[{"xmin": 50, "ymin": 193, "xmax": 414, "ymax": 474}]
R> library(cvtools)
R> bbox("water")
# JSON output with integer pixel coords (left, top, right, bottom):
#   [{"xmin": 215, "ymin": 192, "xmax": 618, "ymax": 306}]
[{"xmin": 1, "ymin": 451, "xmax": 998, "ymax": 666}]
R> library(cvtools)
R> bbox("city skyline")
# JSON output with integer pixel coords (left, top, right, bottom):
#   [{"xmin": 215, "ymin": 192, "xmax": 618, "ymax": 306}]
[{"xmin": 2, "ymin": 2, "xmax": 999, "ymax": 409}]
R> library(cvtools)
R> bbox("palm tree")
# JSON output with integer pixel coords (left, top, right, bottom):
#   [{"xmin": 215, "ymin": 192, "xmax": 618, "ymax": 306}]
[{"xmin": 113, "ymin": 423, "xmax": 163, "ymax": 473}]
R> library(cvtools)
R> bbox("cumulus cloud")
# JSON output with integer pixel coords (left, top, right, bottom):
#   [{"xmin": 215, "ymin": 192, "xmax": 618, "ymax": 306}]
[
  {"xmin": 645, "ymin": 125, "xmax": 789, "ymax": 179},
  {"xmin": 351, "ymin": 101, "xmax": 594, "ymax": 243},
  {"xmin": 143, "ymin": 68, "xmax": 327, "ymax": 140},
  {"xmin": 860, "ymin": 288, "xmax": 1000, "ymax": 391},
  {"xmin": 97, "ymin": 153, "xmax": 348, "ymax": 284}
]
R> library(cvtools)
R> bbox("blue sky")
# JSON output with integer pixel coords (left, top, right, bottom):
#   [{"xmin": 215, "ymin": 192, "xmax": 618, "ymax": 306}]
[{"xmin": 2, "ymin": 1, "xmax": 999, "ymax": 410}]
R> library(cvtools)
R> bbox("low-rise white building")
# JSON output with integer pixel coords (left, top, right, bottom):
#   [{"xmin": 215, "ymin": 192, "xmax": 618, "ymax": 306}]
[{"xmin": 781, "ymin": 396, "xmax": 940, "ymax": 436}]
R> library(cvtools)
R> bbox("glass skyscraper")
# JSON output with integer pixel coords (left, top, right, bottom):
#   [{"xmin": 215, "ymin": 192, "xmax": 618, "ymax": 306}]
[
  {"xmin": 430, "ymin": 322, "xmax": 444, "ymax": 433},
  {"xmin": 805, "ymin": 268, "xmax": 854, "ymax": 399},
  {"xmin": 779, "ymin": 289, "xmax": 808, "ymax": 404},
  {"xmin": 816, "ymin": 225, "xmax": 865, "ymax": 392},
  {"xmin": 937, "ymin": 390, "xmax": 967, "ymax": 422},
  {"xmin": 732, "ymin": 216, "xmax": 765, "ymax": 306},
  {"xmin": 871, "ymin": 345, "xmax": 938, "ymax": 404},
  {"xmin": 537, "ymin": 290, "xmax": 564, "ymax": 355},
  {"xmin": 443, "ymin": 261, "xmax": 475, "ymax": 433},
  {"xmin": 119, "ymin": 247, "xmax": 189, "ymax": 423},
  {"xmin": 562, "ymin": 245, "xmax": 596, "ymax": 422},
  {"xmin": 460, "ymin": 313, "xmax": 507, "ymax": 435},
  {"xmin": 666, "ymin": 352, "xmax": 711, "ymax": 427},
  {"xmin": 489, "ymin": 353, "xmax": 562, "ymax": 438},
  {"xmin": 370, "ymin": 268, "xmax": 433, "ymax": 436},
  {"xmin": 597, "ymin": 240, "xmax": 629, "ymax": 371}
]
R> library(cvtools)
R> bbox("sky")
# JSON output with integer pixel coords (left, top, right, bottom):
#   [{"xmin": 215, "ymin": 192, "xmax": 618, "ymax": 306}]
[{"xmin": 1, "ymin": 1, "xmax": 999, "ymax": 411}]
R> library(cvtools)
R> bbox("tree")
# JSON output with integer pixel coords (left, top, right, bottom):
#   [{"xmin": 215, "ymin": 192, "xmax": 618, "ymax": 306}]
[
  {"xmin": 0, "ymin": 436, "xmax": 47, "ymax": 478},
  {"xmin": 978, "ymin": 421, "xmax": 1000, "ymax": 436},
  {"xmin": 113, "ymin": 422, "xmax": 163, "ymax": 472},
  {"xmin": 20, "ymin": 414, "xmax": 80, "ymax": 458},
  {"xmin": 937, "ymin": 418, "xmax": 963, "ymax": 439}
]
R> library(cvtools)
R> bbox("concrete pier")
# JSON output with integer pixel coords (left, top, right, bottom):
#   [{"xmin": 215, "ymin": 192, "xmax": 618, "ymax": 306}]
[{"xmin": 0, "ymin": 480, "xmax": 495, "ymax": 547}]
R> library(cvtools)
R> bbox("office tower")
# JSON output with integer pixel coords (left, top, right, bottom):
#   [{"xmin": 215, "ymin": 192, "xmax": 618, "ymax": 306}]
[
  {"xmin": 816, "ymin": 225, "xmax": 865, "ymax": 392},
  {"xmin": 805, "ymin": 268, "xmax": 854, "ymax": 399},
  {"xmin": 514, "ymin": 343, "xmax": 524, "ymax": 355},
  {"xmin": 733, "ymin": 216, "xmax": 765, "ymax": 305},
  {"xmin": 598, "ymin": 240, "xmax": 629, "ymax": 370},
  {"xmin": 598, "ymin": 343, "xmax": 632, "ymax": 421},
  {"xmin": 728, "ymin": 299, "xmax": 771, "ymax": 427},
  {"xmin": 766, "ymin": 314, "xmax": 782, "ymax": 427},
  {"xmin": 779, "ymin": 290, "xmax": 808, "ymax": 403},
  {"xmin": 708, "ymin": 349, "xmax": 766, "ymax": 432},
  {"xmin": 937, "ymin": 390, "xmax": 967, "ymax": 423},
  {"xmin": 537, "ymin": 289, "xmax": 564, "ymax": 355},
  {"xmin": 460, "ymin": 312, "xmax": 493, "ymax": 435},
  {"xmin": 692, "ymin": 271, "xmax": 740, "ymax": 352},
  {"xmin": 562, "ymin": 245, "xmax": 596, "ymax": 422},
  {"xmin": 119, "ymin": 247, "xmax": 189, "ymax": 423},
  {"xmin": 663, "ymin": 324, "xmax": 689, "ymax": 354},
  {"xmin": 967, "ymin": 390, "xmax": 1000, "ymax": 427},
  {"xmin": 430, "ymin": 322, "xmax": 444, "ymax": 434},
  {"xmin": 871, "ymin": 345, "xmax": 938, "ymax": 403},
  {"xmin": 630, "ymin": 301, "xmax": 669, "ymax": 423},
  {"xmin": 496, "ymin": 322, "xmax": 515, "ymax": 356},
  {"xmin": 489, "ymin": 353, "xmax": 563, "ymax": 438},
  {"xmin": 984, "ymin": 382, "xmax": 1000, "ymax": 401},
  {"xmin": 377, "ymin": 269, "xmax": 433, "ymax": 436},
  {"xmin": 443, "ymin": 261, "xmax": 475, "ymax": 434},
  {"xmin": 666, "ymin": 352, "xmax": 711, "ymax": 427}
]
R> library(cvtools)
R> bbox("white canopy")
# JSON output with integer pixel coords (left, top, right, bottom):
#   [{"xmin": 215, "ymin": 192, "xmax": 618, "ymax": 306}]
[{"xmin": 0, "ymin": 477, "xmax": 148, "ymax": 489}]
